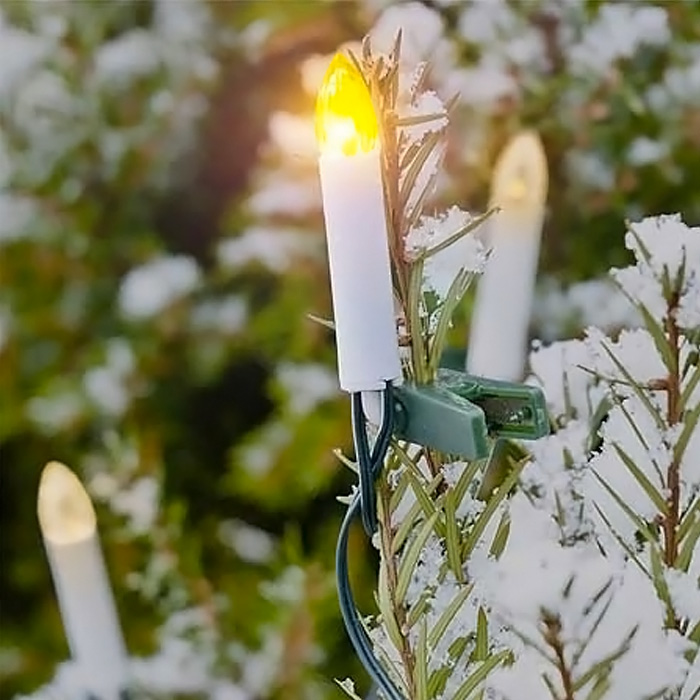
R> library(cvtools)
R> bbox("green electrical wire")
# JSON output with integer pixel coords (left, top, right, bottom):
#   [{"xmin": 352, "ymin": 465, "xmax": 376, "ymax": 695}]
[
  {"xmin": 351, "ymin": 385, "xmax": 394, "ymax": 535},
  {"xmin": 337, "ymin": 384, "xmax": 404, "ymax": 700},
  {"xmin": 351, "ymin": 391, "xmax": 377, "ymax": 535},
  {"xmin": 336, "ymin": 495, "xmax": 403, "ymax": 700}
]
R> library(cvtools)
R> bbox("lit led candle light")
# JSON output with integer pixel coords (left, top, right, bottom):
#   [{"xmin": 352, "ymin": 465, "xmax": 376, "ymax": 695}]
[
  {"xmin": 316, "ymin": 54, "xmax": 401, "ymax": 393},
  {"xmin": 38, "ymin": 461, "xmax": 129, "ymax": 700},
  {"xmin": 467, "ymin": 131, "xmax": 549, "ymax": 380}
]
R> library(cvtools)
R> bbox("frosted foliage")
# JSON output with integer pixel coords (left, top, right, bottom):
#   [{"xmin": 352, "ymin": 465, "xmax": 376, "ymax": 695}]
[
  {"xmin": 0, "ymin": 0, "xmax": 214, "ymax": 215},
  {"xmin": 218, "ymin": 519, "xmax": 276, "ymax": 565},
  {"xmin": 190, "ymin": 297, "xmax": 248, "ymax": 334},
  {"xmin": 129, "ymin": 608, "xmax": 244, "ymax": 697},
  {"xmin": 583, "ymin": 396, "xmax": 669, "ymax": 544},
  {"xmin": 666, "ymin": 569, "xmax": 700, "ymax": 621},
  {"xmin": 239, "ymin": 421, "xmax": 292, "ymax": 476},
  {"xmin": 459, "ymin": 1, "xmax": 546, "ymax": 68},
  {"xmin": 13, "ymin": 662, "xmax": 92, "ymax": 700},
  {"xmin": 585, "ymin": 327, "xmax": 666, "ymax": 388},
  {"xmin": 520, "ymin": 423, "xmax": 594, "ymax": 543},
  {"xmin": 406, "ymin": 533, "xmax": 444, "ymax": 607},
  {"xmin": 489, "ymin": 215, "xmax": 699, "ymax": 699},
  {"xmin": 16, "ymin": 615, "xmax": 252, "ymax": 700},
  {"xmin": 533, "ymin": 278, "xmax": 638, "ymax": 341},
  {"xmin": 680, "ymin": 280, "xmax": 700, "ymax": 331},
  {"xmin": 660, "ymin": 46, "xmax": 700, "ymax": 108},
  {"xmin": 93, "ymin": 30, "xmax": 162, "ymax": 86},
  {"xmin": 457, "ymin": 1, "xmax": 518, "ymax": 46},
  {"xmin": 0, "ymin": 16, "xmax": 51, "ymax": 99},
  {"xmin": 684, "ymin": 418, "xmax": 700, "ymax": 501},
  {"xmin": 26, "ymin": 389, "xmax": 85, "ymax": 434},
  {"xmin": 612, "ymin": 214, "xmax": 700, "ymax": 330},
  {"xmin": 567, "ymin": 151, "xmax": 615, "ymax": 191},
  {"xmin": 499, "ymin": 492, "xmax": 561, "ymax": 556},
  {"xmin": 447, "ymin": 62, "xmax": 517, "ymax": 106},
  {"xmin": 12, "ymin": 69, "xmax": 76, "ymax": 137},
  {"xmin": 275, "ymin": 363, "xmax": 338, "ymax": 415},
  {"xmin": 450, "ymin": 1, "xmax": 546, "ymax": 104},
  {"xmin": 400, "ymin": 137, "xmax": 443, "ymax": 218},
  {"xmin": 627, "ymin": 136, "xmax": 669, "ymax": 167},
  {"xmin": 110, "ymin": 477, "xmax": 159, "ymax": 535},
  {"xmin": 528, "ymin": 338, "xmax": 600, "ymax": 421},
  {"xmin": 217, "ymin": 227, "xmax": 314, "ymax": 272},
  {"xmin": 483, "ymin": 539, "xmax": 611, "ymax": 634},
  {"xmin": 118, "ymin": 255, "xmax": 201, "ymax": 320},
  {"xmin": 373, "ymin": 214, "xmax": 698, "ymax": 699},
  {"xmin": 371, "ymin": 2, "xmax": 449, "ymax": 72},
  {"xmin": 569, "ymin": 4, "xmax": 670, "ymax": 76},
  {"xmin": 154, "ymin": 0, "xmax": 211, "ymax": 43},
  {"xmin": 355, "ymin": 0, "xmax": 700, "ymax": 234},
  {"xmin": 83, "ymin": 339, "xmax": 135, "ymax": 417},
  {"xmin": 486, "ymin": 556, "xmax": 688, "ymax": 699},
  {"xmin": 398, "ymin": 90, "xmax": 448, "ymax": 142},
  {"xmin": 405, "ymin": 206, "xmax": 487, "ymax": 300},
  {"xmin": 0, "ymin": 195, "xmax": 36, "ymax": 243}
]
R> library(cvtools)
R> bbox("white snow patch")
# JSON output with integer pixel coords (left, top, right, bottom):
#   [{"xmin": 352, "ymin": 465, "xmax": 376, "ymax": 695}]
[
  {"xmin": 217, "ymin": 227, "xmax": 315, "ymax": 272},
  {"xmin": 118, "ymin": 255, "xmax": 200, "ymax": 320}
]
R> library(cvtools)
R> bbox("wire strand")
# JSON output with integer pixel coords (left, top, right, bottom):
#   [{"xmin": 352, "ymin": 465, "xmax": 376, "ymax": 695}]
[
  {"xmin": 351, "ymin": 392, "xmax": 377, "ymax": 535},
  {"xmin": 351, "ymin": 384, "xmax": 395, "ymax": 535},
  {"xmin": 336, "ymin": 496, "xmax": 404, "ymax": 700},
  {"xmin": 338, "ymin": 382, "xmax": 403, "ymax": 699}
]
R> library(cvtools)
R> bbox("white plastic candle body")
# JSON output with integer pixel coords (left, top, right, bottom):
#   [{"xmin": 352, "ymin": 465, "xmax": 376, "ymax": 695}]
[
  {"xmin": 468, "ymin": 226, "xmax": 543, "ymax": 379},
  {"xmin": 319, "ymin": 147, "xmax": 401, "ymax": 392},
  {"xmin": 38, "ymin": 462, "xmax": 128, "ymax": 700},
  {"xmin": 467, "ymin": 131, "xmax": 548, "ymax": 381}
]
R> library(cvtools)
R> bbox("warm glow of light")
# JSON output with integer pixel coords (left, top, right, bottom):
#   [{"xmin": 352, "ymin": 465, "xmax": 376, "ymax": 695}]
[
  {"xmin": 505, "ymin": 177, "xmax": 528, "ymax": 203},
  {"xmin": 492, "ymin": 131, "xmax": 548, "ymax": 213},
  {"xmin": 38, "ymin": 461, "xmax": 96, "ymax": 545},
  {"xmin": 315, "ymin": 53, "xmax": 378, "ymax": 156}
]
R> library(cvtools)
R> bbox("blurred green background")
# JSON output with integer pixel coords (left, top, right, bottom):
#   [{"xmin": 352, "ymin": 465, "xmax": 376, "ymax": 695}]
[{"xmin": 0, "ymin": 1, "xmax": 698, "ymax": 698}]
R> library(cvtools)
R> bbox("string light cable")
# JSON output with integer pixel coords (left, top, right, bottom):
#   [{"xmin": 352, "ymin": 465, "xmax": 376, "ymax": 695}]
[
  {"xmin": 337, "ymin": 383, "xmax": 404, "ymax": 700},
  {"xmin": 351, "ymin": 388, "xmax": 392, "ymax": 536}
]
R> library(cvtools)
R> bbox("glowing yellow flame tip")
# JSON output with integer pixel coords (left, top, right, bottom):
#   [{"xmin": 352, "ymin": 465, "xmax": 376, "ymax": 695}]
[
  {"xmin": 315, "ymin": 53, "xmax": 378, "ymax": 157},
  {"xmin": 38, "ymin": 461, "xmax": 96, "ymax": 545}
]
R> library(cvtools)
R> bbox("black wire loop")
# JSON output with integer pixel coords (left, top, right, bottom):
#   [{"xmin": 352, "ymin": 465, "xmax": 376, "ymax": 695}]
[
  {"xmin": 351, "ymin": 384, "xmax": 394, "ymax": 536},
  {"xmin": 337, "ymin": 381, "xmax": 403, "ymax": 700}
]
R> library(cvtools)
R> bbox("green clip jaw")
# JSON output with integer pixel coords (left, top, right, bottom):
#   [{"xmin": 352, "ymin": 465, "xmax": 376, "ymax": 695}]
[
  {"xmin": 436, "ymin": 368, "xmax": 550, "ymax": 441},
  {"xmin": 393, "ymin": 381, "xmax": 490, "ymax": 460},
  {"xmin": 392, "ymin": 368, "xmax": 549, "ymax": 460}
]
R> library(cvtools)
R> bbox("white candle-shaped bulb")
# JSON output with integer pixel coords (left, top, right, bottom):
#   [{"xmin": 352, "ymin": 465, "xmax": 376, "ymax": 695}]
[
  {"xmin": 38, "ymin": 461, "xmax": 128, "ymax": 700},
  {"xmin": 467, "ymin": 131, "xmax": 548, "ymax": 380},
  {"xmin": 38, "ymin": 461, "xmax": 96, "ymax": 544},
  {"xmin": 316, "ymin": 54, "xmax": 401, "ymax": 393}
]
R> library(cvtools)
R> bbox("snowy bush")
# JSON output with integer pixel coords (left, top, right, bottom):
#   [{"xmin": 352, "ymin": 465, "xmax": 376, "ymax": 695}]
[
  {"xmin": 477, "ymin": 214, "xmax": 700, "ymax": 700},
  {"xmin": 0, "ymin": 3, "xmax": 343, "ymax": 698},
  {"xmin": 335, "ymin": 37, "xmax": 699, "ymax": 700},
  {"xmin": 2, "ymin": 2, "xmax": 699, "ymax": 699}
]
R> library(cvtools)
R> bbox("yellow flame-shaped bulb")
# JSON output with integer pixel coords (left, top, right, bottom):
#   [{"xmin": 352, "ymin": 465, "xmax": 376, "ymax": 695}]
[
  {"xmin": 38, "ymin": 461, "xmax": 96, "ymax": 545},
  {"xmin": 315, "ymin": 53, "xmax": 378, "ymax": 157}
]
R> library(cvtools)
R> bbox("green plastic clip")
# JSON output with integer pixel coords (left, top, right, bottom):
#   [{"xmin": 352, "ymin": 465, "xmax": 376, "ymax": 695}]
[
  {"xmin": 392, "ymin": 368, "xmax": 549, "ymax": 459},
  {"xmin": 393, "ymin": 381, "xmax": 490, "ymax": 460},
  {"xmin": 436, "ymin": 368, "xmax": 549, "ymax": 441}
]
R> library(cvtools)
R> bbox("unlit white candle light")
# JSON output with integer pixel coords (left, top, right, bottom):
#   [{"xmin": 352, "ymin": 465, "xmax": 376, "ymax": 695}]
[
  {"xmin": 467, "ymin": 131, "xmax": 549, "ymax": 380},
  {"xmin": 315, "ymin": 54, "xmax": 401, "ymax": 393},
  {"xmin": 38, "ymin": 461, "xmax": 128, "ymax": 700}
]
